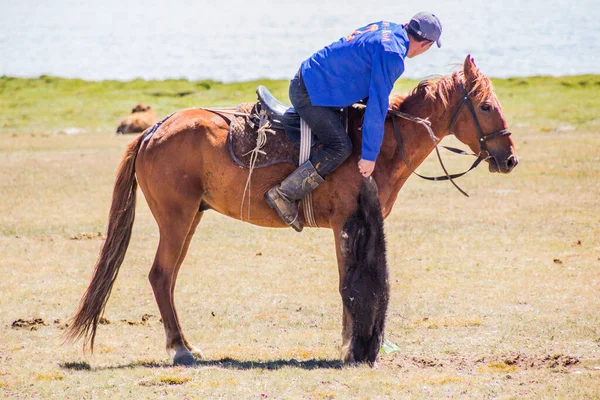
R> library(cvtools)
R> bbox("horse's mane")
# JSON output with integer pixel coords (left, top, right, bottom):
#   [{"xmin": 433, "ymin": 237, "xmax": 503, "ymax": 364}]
[{"xmin": 389, "ymin": 71, "xmax": 494, "ymax": 113}]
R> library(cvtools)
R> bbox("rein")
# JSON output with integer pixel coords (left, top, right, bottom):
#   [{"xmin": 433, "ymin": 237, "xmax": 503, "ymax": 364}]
[
  {"xmin": 390, "ymin": 83, "xmax": 511, "ymax": 197},
  {"xmin": 196, "ymin": 107, "xmax": 252, "ymax": 118}
]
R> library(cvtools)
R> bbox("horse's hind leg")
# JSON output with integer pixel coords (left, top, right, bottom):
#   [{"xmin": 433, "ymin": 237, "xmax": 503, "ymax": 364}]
[
  {"xmin": 149, "ymin": 206, "xmax": 204, "ymax": 366},
  {"xmin": 171, "ymin": 210, "xmax": 205, "ymax": 359}
]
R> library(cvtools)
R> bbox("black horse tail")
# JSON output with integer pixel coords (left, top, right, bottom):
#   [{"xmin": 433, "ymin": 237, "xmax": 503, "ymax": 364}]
[{"xmin": 340, "ymin": 177, "xmax": 390, "ymax": 365}]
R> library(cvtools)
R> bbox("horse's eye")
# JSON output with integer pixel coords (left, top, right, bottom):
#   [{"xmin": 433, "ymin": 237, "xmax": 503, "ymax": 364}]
[{"xmin": 480, "ymin": 103, "xmax": 491, "ymax": 112}]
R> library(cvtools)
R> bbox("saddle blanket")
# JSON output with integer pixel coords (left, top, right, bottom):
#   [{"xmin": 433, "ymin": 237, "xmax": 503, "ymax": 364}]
[{"xmin": 228, "ymin": 102, "xmax": 301, "ymax": 168}]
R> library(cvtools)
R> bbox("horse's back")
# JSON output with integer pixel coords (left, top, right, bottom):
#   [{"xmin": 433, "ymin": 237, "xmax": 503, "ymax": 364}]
[{"xmin": 144, "ymin": 109, "xmax": 230, "ymax": 148}]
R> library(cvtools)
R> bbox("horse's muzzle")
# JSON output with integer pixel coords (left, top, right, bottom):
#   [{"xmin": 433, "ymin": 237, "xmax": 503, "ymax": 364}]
[{"xmin": 488, "ymin": 154, "xmax": 519, "ymax": 174}]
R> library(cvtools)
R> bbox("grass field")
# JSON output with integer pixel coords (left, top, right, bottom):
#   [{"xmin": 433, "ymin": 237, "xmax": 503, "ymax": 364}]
[{"xmin": 0, "ymin": 74, "xmax": 599, "ymax": 399}]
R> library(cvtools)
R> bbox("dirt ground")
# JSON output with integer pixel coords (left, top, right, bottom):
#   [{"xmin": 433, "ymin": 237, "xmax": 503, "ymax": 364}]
[{"xmin": 0, "ymin": 128, "xmax": 599, "ymax": 399}]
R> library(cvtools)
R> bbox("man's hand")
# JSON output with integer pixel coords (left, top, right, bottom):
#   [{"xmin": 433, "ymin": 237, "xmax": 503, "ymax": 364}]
[{"xmin": 358, "ymin": 159, "xmax": 376, "ymax": 178}]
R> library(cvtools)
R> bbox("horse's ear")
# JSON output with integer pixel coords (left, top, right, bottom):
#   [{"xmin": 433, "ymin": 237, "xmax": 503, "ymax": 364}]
[{"xmin": 463, "ymin": 54, "xmax": 479, "ymax": 84}]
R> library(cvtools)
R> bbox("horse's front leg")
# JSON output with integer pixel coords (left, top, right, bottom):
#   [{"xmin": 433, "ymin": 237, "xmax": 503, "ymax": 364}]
[{"xmin": 332, "ymin": 178, "xmax": 390, "ymax": 366}]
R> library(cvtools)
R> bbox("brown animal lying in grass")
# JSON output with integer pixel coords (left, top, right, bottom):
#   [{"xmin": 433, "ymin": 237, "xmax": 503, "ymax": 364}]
[{"xmin": 116, "ymin": 104, "xmax": 158, "ymax": 134}]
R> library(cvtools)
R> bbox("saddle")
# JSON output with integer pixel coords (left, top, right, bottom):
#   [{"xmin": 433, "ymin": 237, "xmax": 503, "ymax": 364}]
[
  {"xmin": 255, "ymin": 85, "xmax": 308, "ymax": 148},
  {"xmin": 228, "ymin": 100, "xmax": 299, "ymax": 168},
  {"xmin": 228, "ymin": 86, "xmax": 350, "ymax": 169}
]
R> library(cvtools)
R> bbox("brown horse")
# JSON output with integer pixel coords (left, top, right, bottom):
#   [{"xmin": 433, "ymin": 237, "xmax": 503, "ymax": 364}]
[
  {"xmin": 65, "ymin": 56, "xmax": 518, "ymax": 366},
  {"xmin": 116, "ymin": 104, "xmax": 158, "ymax": 134}
]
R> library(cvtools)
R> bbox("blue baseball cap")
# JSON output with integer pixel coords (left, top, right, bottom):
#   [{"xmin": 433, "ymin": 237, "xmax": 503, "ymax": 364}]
[{"xmin": 408, "ymin": 12, "xmax": 442, "ymax": 48}]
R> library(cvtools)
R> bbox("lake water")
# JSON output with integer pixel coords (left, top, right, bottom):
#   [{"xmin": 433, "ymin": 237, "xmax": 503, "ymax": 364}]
[{"xmin": 1, "ymin": 0, "xmax": 598, "ymax": 82}]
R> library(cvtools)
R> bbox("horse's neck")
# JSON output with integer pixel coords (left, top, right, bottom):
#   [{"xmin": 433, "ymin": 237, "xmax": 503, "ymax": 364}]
[
  {"xmin": 396, "ymin": 110, "xmax": 449, "ymax": 171},
  {"xmin": 379, "ymin": 93, "xmax": 457, "ymax": 213}
]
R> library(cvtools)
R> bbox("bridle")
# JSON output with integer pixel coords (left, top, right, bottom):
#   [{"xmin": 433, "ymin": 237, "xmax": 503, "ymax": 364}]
[
  {"xmin": 390, "ymin": 82, "xmax": 511, "ymax": 197},
  {"xmin": 449, "ymin": 83, "xmax": 511, "ymax": 155}
]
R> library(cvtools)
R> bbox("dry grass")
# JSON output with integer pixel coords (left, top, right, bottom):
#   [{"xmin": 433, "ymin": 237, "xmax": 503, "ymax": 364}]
[{"xmin": 1, "ymin": 83, "xmax": 600, "ymax": 398}]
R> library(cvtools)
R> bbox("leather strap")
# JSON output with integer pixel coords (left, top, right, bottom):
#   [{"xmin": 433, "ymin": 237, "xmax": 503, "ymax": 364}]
[{"xmin": 299, "ymin": 119, "xmax": 318, "ymax": 227}]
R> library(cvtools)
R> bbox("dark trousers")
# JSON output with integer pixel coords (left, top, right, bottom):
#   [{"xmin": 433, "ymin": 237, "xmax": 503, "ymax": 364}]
[{"xmin": 289, "ymin": 70, "xmax": 352, "ymax": 177}]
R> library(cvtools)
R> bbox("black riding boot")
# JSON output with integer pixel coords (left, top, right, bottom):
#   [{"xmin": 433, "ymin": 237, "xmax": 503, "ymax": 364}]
[{"xmin": 265, "ymin": 161, "xmax": 325, "ymax": 232}]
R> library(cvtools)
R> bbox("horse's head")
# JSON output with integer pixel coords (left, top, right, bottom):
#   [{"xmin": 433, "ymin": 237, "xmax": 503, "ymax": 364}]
[
  {"xmin": 450, "ymin": 56, "xmax": 518, "ymax": 173},
  {"xmin": 132, "ymin": 104, "xmax": 152, "ymax": 113}
]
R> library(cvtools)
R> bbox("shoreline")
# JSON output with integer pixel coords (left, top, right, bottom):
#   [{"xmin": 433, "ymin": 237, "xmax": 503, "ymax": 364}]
[{"xmin": 3, "ymin": 73, "xmax": 600, "ymax": 84}]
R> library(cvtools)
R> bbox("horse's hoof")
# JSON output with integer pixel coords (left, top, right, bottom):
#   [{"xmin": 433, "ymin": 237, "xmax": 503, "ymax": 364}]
[
  {"xmin": 173, "ymin": 352, "xmax": 196, "ymax": 366},
  {"xmin": 340, "ymin": 347, "xmax": 354, "ymax": 364}
]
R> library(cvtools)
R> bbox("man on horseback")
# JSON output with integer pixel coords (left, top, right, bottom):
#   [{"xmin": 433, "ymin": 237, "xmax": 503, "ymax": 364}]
[{"xmin": 265, "ymin": 12, "xmax": 443, "ymax": 231}]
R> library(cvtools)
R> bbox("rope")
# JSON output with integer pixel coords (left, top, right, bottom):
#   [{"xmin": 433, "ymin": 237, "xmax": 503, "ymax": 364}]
[
  {"xmin": 239, "ymin": 110, "xmax": 275, "ymax": 221},
  {"xmin": 391, "ymin": 111, "xmax": 438, "ymax": 143}
]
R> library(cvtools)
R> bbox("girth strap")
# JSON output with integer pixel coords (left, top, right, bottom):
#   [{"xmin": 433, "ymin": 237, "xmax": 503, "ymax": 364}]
[{"xmin": 299, "ymin": 119, "xmax": 318, "ymax": 227}]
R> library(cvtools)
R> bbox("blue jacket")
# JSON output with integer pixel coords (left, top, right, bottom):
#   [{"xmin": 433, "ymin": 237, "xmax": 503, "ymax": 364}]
[{"xmin": 300, "ymin": 21, "xmax": 409, "ymax": 161}]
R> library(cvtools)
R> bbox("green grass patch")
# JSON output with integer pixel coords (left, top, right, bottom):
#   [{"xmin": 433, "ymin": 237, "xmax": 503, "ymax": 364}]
[
  {"xmin": 481, "ymin": 362, "xmax": 518, "ymax": 373},
  {"xmin": 1, "ymin": 74, "xmax": 598, "ymax": 135},
  {"xmin": 35, "ymin": 373, "xmax": 64, "ymax": 381},
  {"xmin": 138, "ymin": 375, "xmax": 192, "ymax": 386},
  {"xmin": 493, "ymin": 75, "xmax": 600, "ymax": 129}
]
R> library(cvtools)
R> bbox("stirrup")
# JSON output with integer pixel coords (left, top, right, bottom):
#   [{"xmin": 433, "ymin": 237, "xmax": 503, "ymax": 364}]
[{"xmin": 286, "ymin": 212, "xmax": 303, "ymax": 232}]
